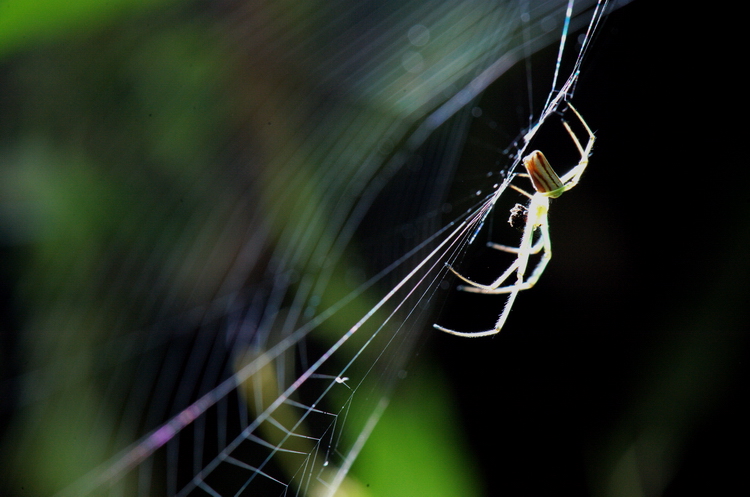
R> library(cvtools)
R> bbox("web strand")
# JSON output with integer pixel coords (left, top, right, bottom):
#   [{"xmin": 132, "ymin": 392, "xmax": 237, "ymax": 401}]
[{"xmin": 36, "ymin": 2, "xmax": 621, "ymax": 495}]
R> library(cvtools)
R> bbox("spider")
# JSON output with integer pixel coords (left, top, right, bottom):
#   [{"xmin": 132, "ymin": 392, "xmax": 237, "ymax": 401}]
[{"xmin": 434, "ymin": 103, "xmax": 595, "ymax": 337}]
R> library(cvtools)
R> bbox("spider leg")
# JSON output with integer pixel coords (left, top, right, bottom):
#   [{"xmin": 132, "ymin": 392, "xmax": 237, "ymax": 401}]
[
  {"xmin": 458, "ymin": 195, "xmax": 548, "ymax": 295},
  {"xmin": 509, "ymin": 183, "xmax": 533, "ymax": 199},
  {"xmin": 511, "ymin": 213, "xmax": 552, "ymax": 290},
  {"xmin": 446, "ymin": 258, "xmax": 520, "ymax": 292},
  {"xmin": 459, "ymin": 217, "xmax": 549, "ymax": 295},
  {"xmin": 486, "ymin": 229, "xmax": 544, "ymax": 255},
  {"xmin": 459, "ymin": 279, "xmax": 533, "ymax": 294},
  {"xmin": 443, "ymin": 191, "xmax": 539, "ymax": 292},
  {"xmin": 432, "ymin": 198, "xmax": 547, "ymax": 337},
  {"xmin": 434, "ymin": 260, "xmax": 526, "ymax": 337},
  {"xmin": 445, "ymin": 195, "xmax": 543, "ymax": 293},
  {"xmin": 433, "ymin": 264, "xmax": 526, "ymax": 338},
  {"xmin": 559, "ymin": 103, "xmax": 596, "ymax": 189}
]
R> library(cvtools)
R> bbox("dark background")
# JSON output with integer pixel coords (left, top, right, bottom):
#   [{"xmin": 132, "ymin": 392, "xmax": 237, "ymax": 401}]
[{"xmin": 432, "ymin": 2, "xmax": 746, "ymax": 495}]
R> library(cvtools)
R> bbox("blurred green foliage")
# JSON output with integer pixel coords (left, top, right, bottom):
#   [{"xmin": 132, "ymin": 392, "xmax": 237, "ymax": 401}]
[
  {"xmin": 0, "ymin": 0, "xmax": 179, "ymax": 57},
  {"xmin": 0, "ymin": 1, "xmax": 479, "ymax": 495}
]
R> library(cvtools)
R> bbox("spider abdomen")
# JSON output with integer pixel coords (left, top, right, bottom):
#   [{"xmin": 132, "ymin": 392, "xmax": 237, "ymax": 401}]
[{"xmin": 524, "ymin": 150, "xmax": 565, "ymax": 197}]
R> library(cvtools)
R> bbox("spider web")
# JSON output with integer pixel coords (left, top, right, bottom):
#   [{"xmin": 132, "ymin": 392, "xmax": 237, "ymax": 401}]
[{"xmin": 0, "ymin": 1, "xmax": 628, "ymax": 496}]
